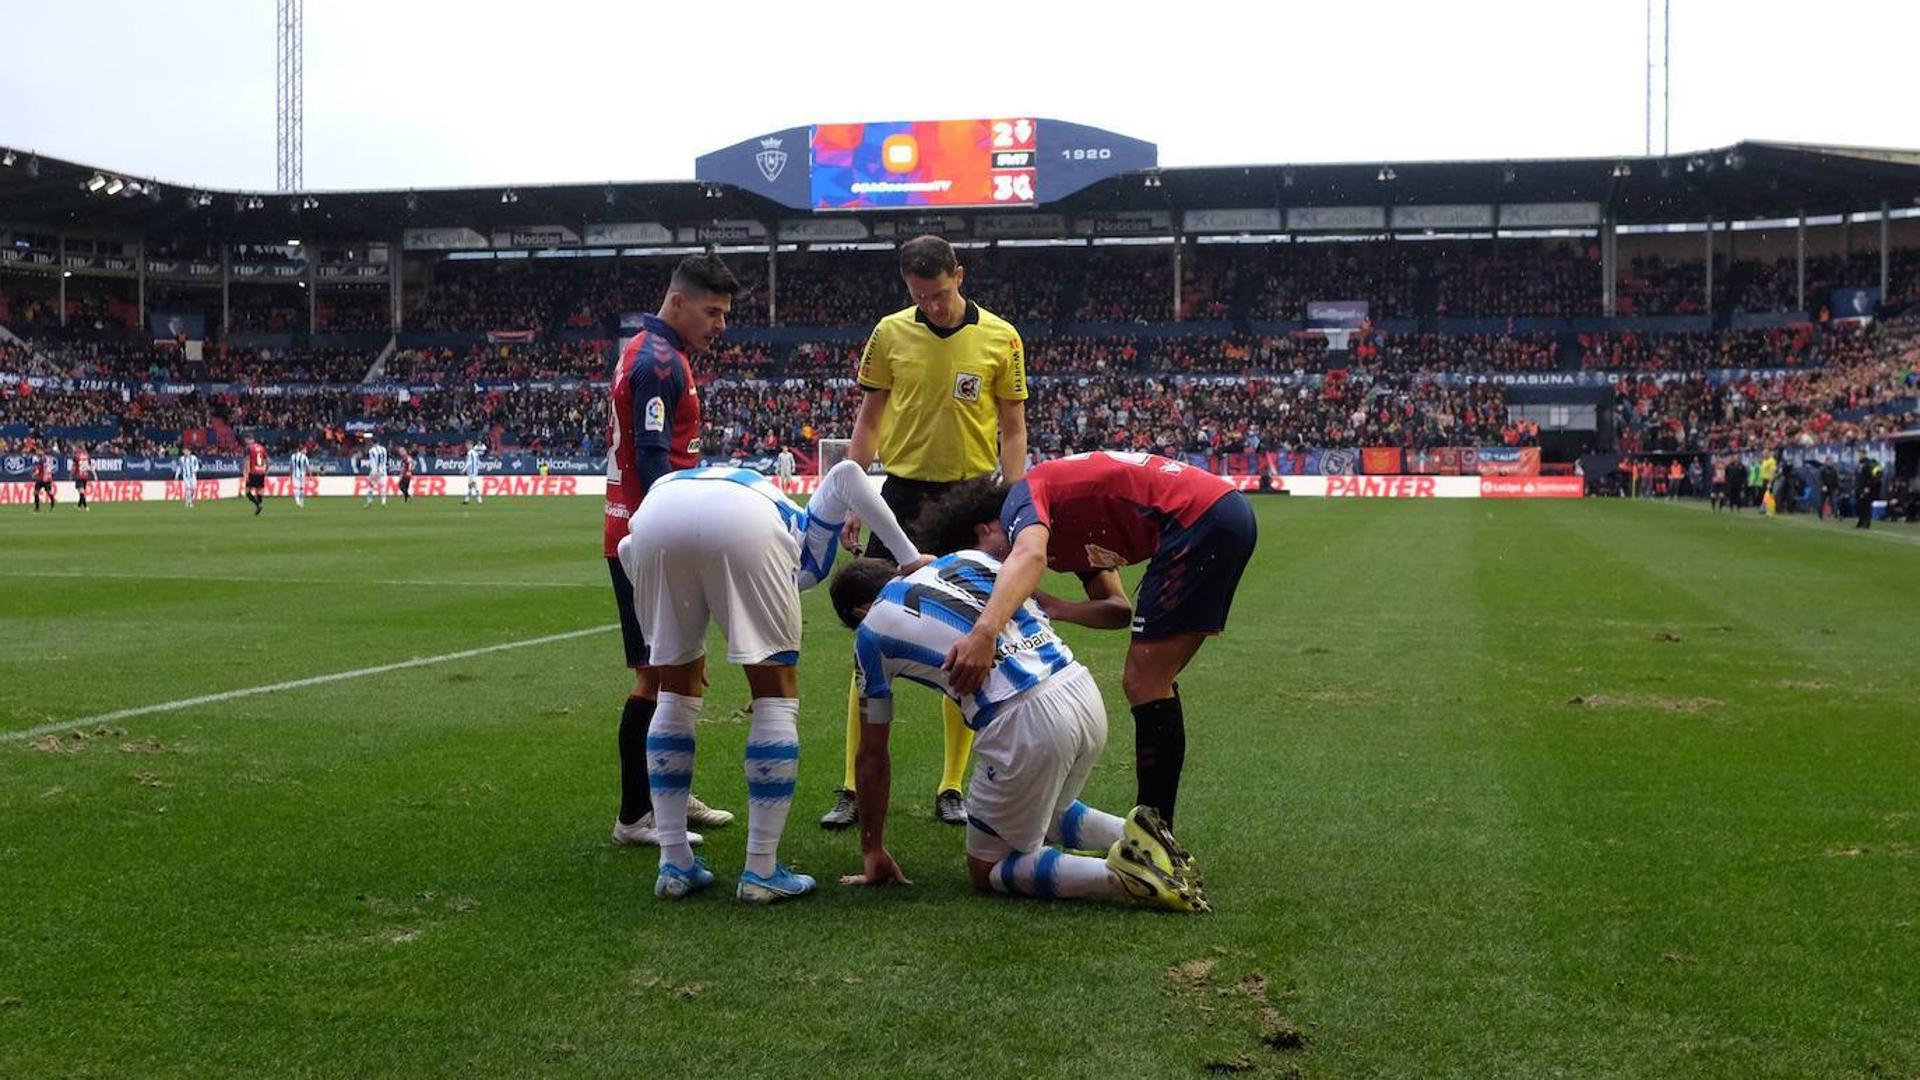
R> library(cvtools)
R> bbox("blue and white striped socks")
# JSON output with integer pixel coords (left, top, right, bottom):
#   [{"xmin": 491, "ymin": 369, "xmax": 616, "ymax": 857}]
[
  {"xmin": 1050, "ymin": 800, "xmax": 1125, "ymax": 852},
  {"xmin": 989, "ymin": 849, "xmax": 1117, "ymax": 899},
  {"xmin": 646, "ymin": 691, "xmax": 701, "ymax": 871},
  {"xmin": 744, "ymin": 698, "xmax": 800, "ymax": 878}
]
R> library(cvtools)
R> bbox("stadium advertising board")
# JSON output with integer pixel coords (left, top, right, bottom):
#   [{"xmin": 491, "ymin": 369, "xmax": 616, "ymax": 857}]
[
  {"xmin": 1287, "ymin": 206, "xmax": 1388, "ymax": 231},
  {"xmin": 1479, "ymin": 476, "xmax": 1583, "ymax": 498},
  {"xmin": 698, "ymin": 119, "xmax": 1155, "ymax": 211},
  {"xmin": 1497, "ymin": 202, "xmax": 1601, "ymax": 228},
  {"xmin": 1185, "ymin": 208, "xmax": 1282, "ymax": 233},
  {"xmin": 1072, "ymin": 210, "xmax": 1171, "ymax": 237},
  {"xmin": 148, "ymin": 312, "xmax": 207, "ymax": 342},
  {"xmin": 1306, "ymin": 301, "xmax": 1370, "ymax": 329},
  {"xmin": 491, "ymin": 226, "xmax": 579, "ymax": 249},
  {"xmin": 584, "ymin": 222, "xmax": 672, "ymax": 246},
  {"xmin": 1474, "ymin": 447, "xmax": 1541, "ymax": 476},
  {"xmin": 975, "ymin": 213, "xmax": 1067, "ymax": 238},
  {"xmin": 402, "ymin": 227, "xmax": 489, "ymax": 251},
  {"xmin": 1391, "ymin": 204, "xmax": 1495, "ymax": 230},
  {"xmin": 778, "ymin": 219, "xmax": 870, "ymax": 243},
  {"xmin": 676, "ymin": 221, "xmax": 768, "ymax": 244},
  {"xmin": 1830, "ymin": 287, "xmax": 1882, "ymax": 320}
]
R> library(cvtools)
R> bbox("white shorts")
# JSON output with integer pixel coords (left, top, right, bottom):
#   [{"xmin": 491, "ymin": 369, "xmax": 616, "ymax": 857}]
[
  {"xmin": 624, "ymin": 478, "xmax": 801, "ymax": 668},
  {"xmin": 964, "ymin": 664, "xmax": 1108, "ymax": 862}
]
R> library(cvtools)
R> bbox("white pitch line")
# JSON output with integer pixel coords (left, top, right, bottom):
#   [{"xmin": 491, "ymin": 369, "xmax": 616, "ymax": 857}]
[
  {"xmin": 4, "ymin": 624, "xmax": 616, "ymax": 743},
  {"xmin": 0, "ymin": 568, "xmax": 600, "ymax": 590}
]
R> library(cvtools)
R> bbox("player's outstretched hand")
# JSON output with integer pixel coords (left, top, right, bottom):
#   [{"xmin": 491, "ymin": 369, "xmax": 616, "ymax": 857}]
[
  {"xmin": 840, "ymin": 515, "xmax": 864, "ymax": 554},
  {"xmin": 944, "ymin": 628, "xmax": 995, "ymax": 697},
  {"xmin": 840, "ymin": 849, "xmax": 912, "ymax": 888},
  {"xmin": 895, "ymin": 554, "xmax": 934, "ymax": 576}
]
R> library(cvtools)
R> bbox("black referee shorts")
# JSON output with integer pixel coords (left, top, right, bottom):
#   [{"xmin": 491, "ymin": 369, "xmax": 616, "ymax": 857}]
[{"xmin": 862, "ymin": 475, "xmax": 961, "ymax": 564}]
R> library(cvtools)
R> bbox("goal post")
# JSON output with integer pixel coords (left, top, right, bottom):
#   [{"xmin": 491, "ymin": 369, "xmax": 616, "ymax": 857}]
[{"xmin": 816, "ymin": 438, "xmax": 853, "ymax": 475}]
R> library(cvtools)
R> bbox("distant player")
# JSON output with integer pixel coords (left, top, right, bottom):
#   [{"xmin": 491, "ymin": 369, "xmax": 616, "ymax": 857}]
[
  {"xmin": 775, "ymin": 445, "xmax": 796, "ymax": 493},
  {"xmin": 604, "ymin": 255, "xmax": 739, "ymax": 853},
  {"xmin": 397, "ymin": 446, "xmax": 416, "ymax": 504},
  {"xmin": 917, "ymin": 450, "xmax": 1259, "ymax": 826},
  {"xmin": 363, "ymin": 437, "xmax": 389, "ymax": 508},
  {"xmin": 176, "ymin": 447, "xmax": 199, "ymax": 508},
  {"xmin": 462, "ymin": 440, "xmax": 484, "ymax": 505},
  {"xmin": 618, "ymin": 460, "xmax": 925, "ymax": 903},
  {"xmin": 290, "ymin": 446, "xmax": 310, "ymax": 508},
  {"xmin": 243, "ymin": 437, "xmax": 270, "ymax": 515},
  {"xmin": 31, "ymin": 445, "xmax": 57, "ymax": 512},
  {"xmin": 71, "ymin": 444, "xmax": 93, "ymax": 511},
  {"xmin": 829, "ymin": 553, "xmax": 1206, "ymax": 912}
]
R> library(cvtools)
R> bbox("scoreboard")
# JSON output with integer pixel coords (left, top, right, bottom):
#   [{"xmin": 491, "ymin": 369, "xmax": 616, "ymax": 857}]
[
  {"xmin": 811, "ymin": 118, "xmax": 1038, "ymax": 210},
  {"xmin": 696, "ymin": 118, "xmax": 1156, "ymax": 212}
]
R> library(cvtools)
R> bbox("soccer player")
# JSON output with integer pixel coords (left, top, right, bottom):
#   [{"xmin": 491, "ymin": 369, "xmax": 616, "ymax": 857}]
[
  {"xmin": 619, "ymin": 460, "xmax": 925, "ymax": 903},
  {"xmin": 243, "ymin": 437, "xmax": 270, "ymax": 515},
  {"xmin": 397, "ymin": 445, "xmax": 416, "ymax": 504},
  {"xmin": 828, "ymin": 554, "xmax": 1206, "ymax": 912},
  {"xmin": 461, "ymin": 440, "xmax": 484, "ymax": 505},
  {"xmin": 30, "ymin": 444, "xmax": 57, "ymax": 512},
  {"xmin": 71, "ymin": 443, "xmax": 92, "ymax": 511},
  {"xmin": 775, "ymin": 445, "xmax": 796, "ymax": 494},
  {"xmin": 604, "ymin": 254, "xmax": 739, "ymax": 851},
  {"xmin": 915, "ymin": 450, "xmax": 1259, "ymax": 827},
  {"xmin": 290, "ymin": 445, "xmax": 310, "ymax": 508},
  {"xmin": 363, "ymin": 437, "xmax": 389, "ymax": 508},
  {"xmin": 821, "ymin": 234, "xmax": 1029, "ymax": 831},
  {"xmin": 175, "ymin": 447, "xmax": 199, "ymax": 508}
]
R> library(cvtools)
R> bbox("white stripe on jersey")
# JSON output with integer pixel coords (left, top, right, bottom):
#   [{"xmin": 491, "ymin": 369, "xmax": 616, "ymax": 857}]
[
  {"xmin": 367, "ymin": 445, "xmax": 388, "ymax": 473},
  {"xmin": 854, "ymin": 551, "xmax": 1077, "ymax": 730},
  {"xmin": 464, "ymin": 447, "xmax": 482, "ymax": 476}
]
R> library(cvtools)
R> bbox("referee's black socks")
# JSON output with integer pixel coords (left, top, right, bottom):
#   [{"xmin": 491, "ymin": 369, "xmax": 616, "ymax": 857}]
[
  {"xmin": 617, "ymin": 695, "xmax": 657, "ymax": 825},
  {"xmin": 1132, "ymin": 688, "xmax": 1186, "ymax": 827}
]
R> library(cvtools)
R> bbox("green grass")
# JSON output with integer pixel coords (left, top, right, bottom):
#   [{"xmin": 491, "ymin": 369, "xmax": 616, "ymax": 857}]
[{"xmin": 2, "ymin": 495, "xmax": 1916, "ymax": 1078}]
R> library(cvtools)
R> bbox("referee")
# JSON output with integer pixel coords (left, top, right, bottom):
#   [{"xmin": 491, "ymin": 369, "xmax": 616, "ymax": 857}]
[{"xmin": 820, "ymin": 234, "xmax": 1028, "ymax": 829}]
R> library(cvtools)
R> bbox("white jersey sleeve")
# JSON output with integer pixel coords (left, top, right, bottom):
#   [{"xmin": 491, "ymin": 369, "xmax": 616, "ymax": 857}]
[{"xmin": 796, "ymin": 460, "xmax": 919, "ymax": 590}]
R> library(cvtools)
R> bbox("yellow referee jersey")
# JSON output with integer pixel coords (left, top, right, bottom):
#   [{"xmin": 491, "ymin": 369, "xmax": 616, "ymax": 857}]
[{"xmin": 856, "ymin": 301, "xmax": 1027, "ymax": 482}]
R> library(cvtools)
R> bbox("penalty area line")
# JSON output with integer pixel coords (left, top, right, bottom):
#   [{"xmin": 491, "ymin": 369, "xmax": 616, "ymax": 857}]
[{"xmin": 4, "ymin": 624, "xmax": 617, "ymax": 743}]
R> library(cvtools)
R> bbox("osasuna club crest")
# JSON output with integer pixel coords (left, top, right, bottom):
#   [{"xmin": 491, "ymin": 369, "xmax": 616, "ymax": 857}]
[{"xmin": 756, "ymin": 137, "xmax": 788, "ymax": 183}]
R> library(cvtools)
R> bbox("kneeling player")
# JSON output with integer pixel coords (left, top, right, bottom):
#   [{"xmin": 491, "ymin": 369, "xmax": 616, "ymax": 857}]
[
  {"xmin": 617, "ymin": 460, "xmax": 922, "ymax": 904},
  {"xmin": 916, "ymin": 451, "xmax": 1258, "ymax": 828},
  {"xmin": 829, "ymin": 554, "xmax": 1207, "ymax": 911}
]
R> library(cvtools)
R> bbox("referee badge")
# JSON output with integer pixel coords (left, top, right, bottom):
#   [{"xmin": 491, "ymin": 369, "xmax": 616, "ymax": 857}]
[{"xmin": 953, "ymin": 372, "xmax": 983, "ymax": 402}]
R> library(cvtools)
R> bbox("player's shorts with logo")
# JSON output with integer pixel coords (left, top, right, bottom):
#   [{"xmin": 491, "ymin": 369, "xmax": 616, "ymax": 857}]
[
  {"xmin": 963, "ymin": 663, "xmax": 1108, "ymax": 863},
  {"xmin": 621, "ymin": 477, "xmax": 801, "ymax": 668}
]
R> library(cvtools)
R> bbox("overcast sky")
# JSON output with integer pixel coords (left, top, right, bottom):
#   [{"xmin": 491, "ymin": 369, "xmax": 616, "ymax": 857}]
[{"xmin": 2, "ymin": 0, "xmax": 1915, "ymax": 192}]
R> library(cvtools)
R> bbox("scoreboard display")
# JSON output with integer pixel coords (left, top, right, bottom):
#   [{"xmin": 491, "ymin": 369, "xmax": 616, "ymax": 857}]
[
  {"xmin": 696, "ymin": 119, "xmax": 1156, "ymax": 213},
  {"xmin": 811, "ymin": 118, "xmax": 1039, "ymax": 210}
]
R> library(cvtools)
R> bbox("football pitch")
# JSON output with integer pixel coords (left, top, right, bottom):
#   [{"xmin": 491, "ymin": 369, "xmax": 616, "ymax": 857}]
[{"xmin": 3, "ymin": 495, "xmax": 1916, "ymax": 1079}]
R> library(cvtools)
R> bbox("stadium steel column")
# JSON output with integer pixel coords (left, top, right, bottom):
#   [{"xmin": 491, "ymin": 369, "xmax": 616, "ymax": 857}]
[
  {"xmin": 221, "ymin": 248, "xmax": 231, "ymax": 338},
  {"xmin": 390, "ymin": 234, "xmax": 403, "ymax": 333},
  {"xmin": 1171, "ymin": 238, "xmax": 1182, "ymax": 321},
  {"xmin": 1881, "ymin": 199, "xmax": 1891, "ymax": 298},
  {"xmin": 307, "ymin": 255, "xmax": 317, "ymax": 334},
  {"xmin": 1703, "ymin": 217, "xmax": 1714, "ymax": 311},
  {"xmin": 135, "ymin": 240, "xmax": 146, "ymax": 327},
  {"xmin": 1797, "ymin": 213, "xmax": 1806, "ymax": 310},
  {"xmin": 57, "ymin": 236, "xmax": 66, "ymax": 327},
  {"xmin": 1601, "ymin": 218, "xmax": 1617, "ymax": 316},
  {"xmin": 768, "ymin": 242, "xmax": 778, "ymax": 326}
]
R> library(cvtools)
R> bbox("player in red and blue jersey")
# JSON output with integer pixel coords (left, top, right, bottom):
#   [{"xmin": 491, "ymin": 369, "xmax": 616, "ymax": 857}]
[
  {"xmin": 243, "ymin": 438, "xmax": 271, "ymax": 515},
  {"xmin": 603, "ymin": 254, "xmax": 741, "ymax": 849},
  {"xmin": 31, "ymin": 444, "xmax": 58, "ymax": 512},
  {"xmin": 915, "ymin": 451, "xmax": 1259, "ymax": 826}
]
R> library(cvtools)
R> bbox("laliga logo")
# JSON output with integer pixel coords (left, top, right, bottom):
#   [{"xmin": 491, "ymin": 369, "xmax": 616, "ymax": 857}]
[{"xmin": 756, "ymin": 137, "xmax": 788, "ymax": 183}]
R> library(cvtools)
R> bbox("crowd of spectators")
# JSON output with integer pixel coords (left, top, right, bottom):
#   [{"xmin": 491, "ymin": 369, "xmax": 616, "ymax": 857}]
[
  {"xmin": 1615, "ymin": 317, "xmax": 1920, "ymax": 454},
  {"xmin": 1576, "ymin": 325, "xmax": 1818, "ymax": 371}
]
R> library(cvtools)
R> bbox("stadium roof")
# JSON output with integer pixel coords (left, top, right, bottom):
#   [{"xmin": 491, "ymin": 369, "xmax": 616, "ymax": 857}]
[{"xmin": 3, "ymin": 139, "xmax": 1919, "ymax": 246}]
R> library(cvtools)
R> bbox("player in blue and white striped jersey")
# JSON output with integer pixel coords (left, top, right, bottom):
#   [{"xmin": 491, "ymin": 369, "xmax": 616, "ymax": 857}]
[
  {"xmin": 289, "ymin": 448, "xmax": 310, "ymax": 508},
  {"xmin": 828, "ymin": 552, "xmax": 1207, "ymax": 911},
  {"xmin": 615, "ymin": 459, "xmax": 920, "ymax": 904},
  {"xmin": 461, "ymin": 440, "xmax": 485, "ymax": 505},
  {"xmin": 362, "ymin": 439, "xmax": 389, "ymax": 508},
  {"xmin": 175, "ymin": 447, "xmax": 199, "ymax": 508}
]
